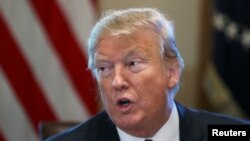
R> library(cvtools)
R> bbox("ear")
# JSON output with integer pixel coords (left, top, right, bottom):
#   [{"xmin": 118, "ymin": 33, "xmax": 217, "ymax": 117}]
[{"xmin": 166, "ymin": 60, "xmax": 181, "ymax": 89}]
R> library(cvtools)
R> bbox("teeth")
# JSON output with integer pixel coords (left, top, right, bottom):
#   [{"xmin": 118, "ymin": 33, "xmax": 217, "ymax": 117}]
[{"xmin": 118, "ymin": 99, "xmax": 130, "ymax": 106}]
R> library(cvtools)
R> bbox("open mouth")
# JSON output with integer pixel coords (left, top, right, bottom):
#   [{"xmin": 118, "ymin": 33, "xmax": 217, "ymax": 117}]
[{"xmin": 117, "ymin": 98, "xmax": 131, "ymax": 107}]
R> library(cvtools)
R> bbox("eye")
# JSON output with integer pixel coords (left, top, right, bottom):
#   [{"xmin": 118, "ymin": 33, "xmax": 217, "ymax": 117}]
[
  {"xmin": 98, "ymin": 66, "xmax": 108, "ymax": 72},
  {"xmin": 126, "ymin": 59, "xmax": 145, "ymax": 72},
  {"xmin": 128, "ymin": 60, "xmax": 140, "ymax": 67},
  {"xmin": 96, "ymin": 64, "xmax": 113, "ymax": 77}
]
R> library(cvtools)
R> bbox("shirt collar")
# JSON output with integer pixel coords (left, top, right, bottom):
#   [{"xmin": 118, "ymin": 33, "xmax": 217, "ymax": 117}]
[{"xmin": 117, "ymin": 103, "xmax": 180, "ymax": 141}]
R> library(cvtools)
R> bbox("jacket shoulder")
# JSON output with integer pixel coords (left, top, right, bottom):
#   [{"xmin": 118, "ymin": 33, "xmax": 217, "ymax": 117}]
[
  {"xmin": 177, "ymin": 102, "xmax": 250, "ymax": 125},
  {"xmin": 176, "ymin": 102, "xmax": 250, "ymax": 141},
  {"xmin": 45, "ymin": 111, "xmax": 116, "ymax": 141}
]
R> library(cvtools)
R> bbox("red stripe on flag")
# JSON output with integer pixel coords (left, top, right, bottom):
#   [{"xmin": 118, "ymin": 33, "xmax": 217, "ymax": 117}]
[
  {"xmin": 0, "ymin": 14, "xmax": 57, "ymax": 133},
  {"xmin": 0, "ymin": 130, "xmax": 6, "ymax": 141},
  {"xmin": 29, "ymin": 0, "xmax": 97, "ymax": 114},
  {"xmin": 90, "ymin": 0, "xmax": 99, "ymax": 12}
]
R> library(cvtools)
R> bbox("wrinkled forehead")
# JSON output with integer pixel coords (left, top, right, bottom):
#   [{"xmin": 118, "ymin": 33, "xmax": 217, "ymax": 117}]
[
  {"xmin": 93, "ymin": 27, "xmax": 162, "ymax": 61},
  {"xmin": 96, "ymin": 26, "xmax": 161, "ymax": 51}
]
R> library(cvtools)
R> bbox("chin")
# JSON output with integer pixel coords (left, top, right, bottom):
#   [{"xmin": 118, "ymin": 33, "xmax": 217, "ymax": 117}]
[{"xmin": 114, "ymin": 114, "xmax": 142, "ymax": 130}]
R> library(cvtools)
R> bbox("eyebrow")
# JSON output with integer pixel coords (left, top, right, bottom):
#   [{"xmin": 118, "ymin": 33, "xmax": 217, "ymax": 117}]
[
  {"xmin": 124, "ymin": 46, "xmax": 150, "ymax": 59},
  {"xmin": 94, "ymin": 57, "xmax": 112, "ymax": 66},
  {"xmin": 94, "ymin": 45, "xmax": 150, "ymax": 65}
]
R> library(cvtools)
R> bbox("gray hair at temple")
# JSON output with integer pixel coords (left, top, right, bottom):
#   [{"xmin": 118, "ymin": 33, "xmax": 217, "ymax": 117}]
[{"xmin": 87, "ymin": 8, "xmax": 184, "ymax": 96}]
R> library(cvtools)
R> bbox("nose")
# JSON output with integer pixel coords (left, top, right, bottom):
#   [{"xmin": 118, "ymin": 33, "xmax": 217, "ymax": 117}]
[{"xmin": 112, "ymin": 65, "xmax": 129, "ymax": 91}]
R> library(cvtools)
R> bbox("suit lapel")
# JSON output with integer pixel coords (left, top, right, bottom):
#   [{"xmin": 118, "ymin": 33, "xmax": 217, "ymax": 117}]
[
  {"xmin": 97, "ymin": 113, "xmax": 120, "ymax": 141},
  {"xmin": 176, "ymin": 103, "xmax": 206, "ymax": 141}
]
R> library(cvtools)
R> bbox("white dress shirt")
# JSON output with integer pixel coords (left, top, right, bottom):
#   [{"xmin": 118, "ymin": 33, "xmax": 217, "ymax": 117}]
[{"xmin": 117, "ymin": 103, "xmax": 180, "ymax": 141}]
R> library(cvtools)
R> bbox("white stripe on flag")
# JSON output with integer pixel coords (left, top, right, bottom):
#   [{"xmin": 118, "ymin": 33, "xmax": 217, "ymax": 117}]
[
  {"xmin": 0, "ymin": 0, "xmax": 89, "ymax": 121},
  {"xmin": 57, "ymin": 0, "xmax": 97, "ymax": 54},
  {"xmin": 0, "ymin": 69, "xmax": 37, "ymax": 141}
]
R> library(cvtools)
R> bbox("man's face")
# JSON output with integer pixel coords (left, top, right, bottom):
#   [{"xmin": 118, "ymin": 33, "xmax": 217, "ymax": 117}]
[{"xmin": 94, "ymin": 29, "xmax": 176, "ymax": 135}]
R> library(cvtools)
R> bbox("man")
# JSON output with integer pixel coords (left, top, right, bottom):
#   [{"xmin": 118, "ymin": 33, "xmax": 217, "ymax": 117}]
[{"xmin": 46, "ymin": 8, "xmax": 249, "ymax": 141}]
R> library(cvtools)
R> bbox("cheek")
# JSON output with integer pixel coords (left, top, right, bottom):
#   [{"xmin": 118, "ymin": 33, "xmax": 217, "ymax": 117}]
[
  {"xmin": 142, "ymin": 80, "xmax": 167, "ymax": 112},
  {"xmin": 134, "ymin": 69, "xmax": 167, "ymax": 102},
  {"xmin": 99, "ymin": 90, "xmax": 114, "ymax": 113},
  {"xmin": 142, "ymin": 84, "xmax": 166, "ymax": 104},
  {"xmin": 98, "ymin": 81, "xmax": 112, "ymax": 104},
  {"xmin": 98, "ymin": 78, "xmax": 113, "ymax": 94},
  {"xmin": 136, "ymin": 68, "xmax": 167, "ymax": 92}
]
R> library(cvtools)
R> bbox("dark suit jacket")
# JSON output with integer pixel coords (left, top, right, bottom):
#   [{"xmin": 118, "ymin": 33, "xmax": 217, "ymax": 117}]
[{"xmin": 45, "ymin": 102, "xmax": 249, "ymax": 141}]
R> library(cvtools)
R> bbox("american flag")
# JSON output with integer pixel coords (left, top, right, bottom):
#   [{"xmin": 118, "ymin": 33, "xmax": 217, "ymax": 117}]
[
  {"xmin": 204, "ymin": 0, "xmax": 250, "ymax": 118},
  {"xmin": 0, "ymin": 0, "xmax": 98, "ymax": 140}
]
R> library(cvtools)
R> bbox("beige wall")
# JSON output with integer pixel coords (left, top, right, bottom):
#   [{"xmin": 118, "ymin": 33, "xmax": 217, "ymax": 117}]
[{"xmin": 98, "ymin": 0, "xmax": 202, "ymax": 108}]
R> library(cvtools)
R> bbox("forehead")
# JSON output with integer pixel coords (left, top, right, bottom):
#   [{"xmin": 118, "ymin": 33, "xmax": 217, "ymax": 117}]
[{"xmin": 94, "ymin": 28, "xmax": 160, "ymax": 59}]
